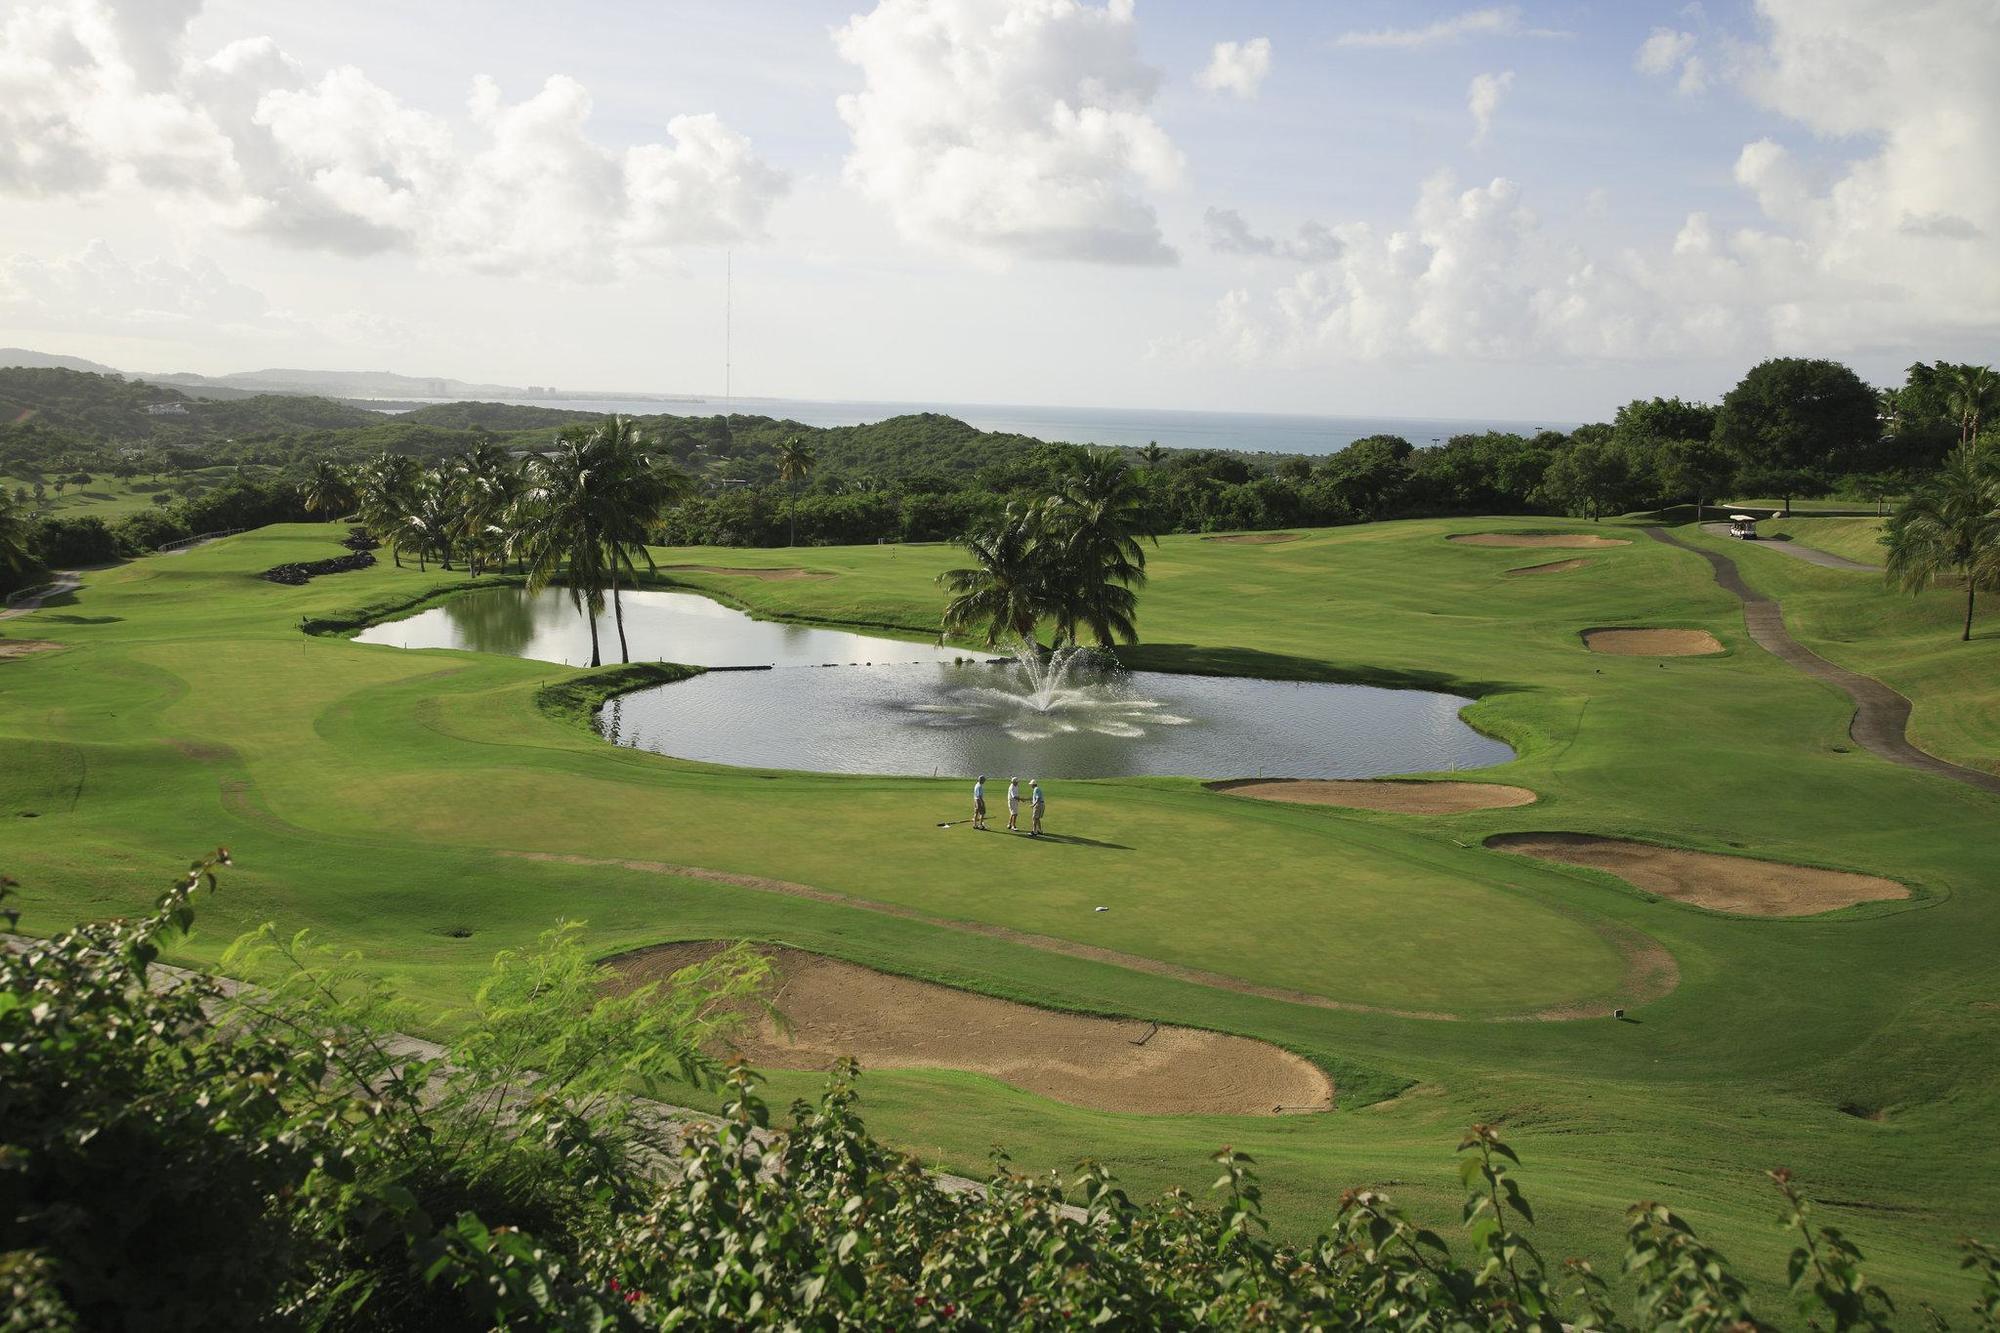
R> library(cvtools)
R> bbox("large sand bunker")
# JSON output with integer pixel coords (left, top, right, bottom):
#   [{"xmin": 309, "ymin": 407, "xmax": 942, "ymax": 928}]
[
  {"xmin": 660, "ymin": 564, "xmax": 832, "ymax": 581},
  {"xmin": 1448, "ymin": 533, "xmax": 1630, "ymax": 549},
  {"xmin": 1208, "ymin": 779, "xmax": 1536, "ymax": 814},
  {"xmin": 1487, "ymin": 833, "xmax": 1908, "ymax": 917},
  {"xmin": 1201, "ymin": 533, "xmax": 1299, "ymax": 545},
  {"xmin": 609, "ymin": 942, "xmax": 1334, "ymax": 1116},
  {"xmin": 0, "ymin": 639, "xmax": 60, "ymax": 660},
  {"xmin": 1583, "ymin": 627, "xmax": 1724, "ymax": 656},
  {"xmin": 1505, "ymin": 558, "xmax": 1589, "ymax": 577}
]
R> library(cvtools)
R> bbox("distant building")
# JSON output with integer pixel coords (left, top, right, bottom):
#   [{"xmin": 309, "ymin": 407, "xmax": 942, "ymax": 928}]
[{"xmin": 144, "ymin": 402, "xmax": 187, "ymax": 416}]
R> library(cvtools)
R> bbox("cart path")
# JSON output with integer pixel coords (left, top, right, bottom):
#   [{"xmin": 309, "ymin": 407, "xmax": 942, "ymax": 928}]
[
  {"xmin": 503, "ymin": 850, "xmax": 1674, "ymax": 1023},
  {"xmin": 0, "ymin": 569, "xmax": 80, "ymax": 619},
  {"xmin": 1647, "ymin": 526, "xmax": 2000, "ymax": 795},
  {"xmin": 1699, "ymin": 522, "xmax": 1880, "ymax": 572}
]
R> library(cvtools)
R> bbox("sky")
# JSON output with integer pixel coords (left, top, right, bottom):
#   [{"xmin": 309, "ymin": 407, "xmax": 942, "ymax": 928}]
[{"xmin": 0, "ymin": 0, "xmax": 1993, "ymax": 421}]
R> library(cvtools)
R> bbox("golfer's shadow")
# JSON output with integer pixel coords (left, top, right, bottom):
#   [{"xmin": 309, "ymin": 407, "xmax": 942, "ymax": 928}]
[{"xmin": 1011, "ymin": 832, "xmax": 1131, "ymax": 850}]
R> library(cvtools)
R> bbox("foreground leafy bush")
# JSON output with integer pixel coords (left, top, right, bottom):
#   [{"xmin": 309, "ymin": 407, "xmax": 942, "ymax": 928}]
[{"xmin": 3, "ymin": 858, "xmax": 1997, "ymax": 1330}]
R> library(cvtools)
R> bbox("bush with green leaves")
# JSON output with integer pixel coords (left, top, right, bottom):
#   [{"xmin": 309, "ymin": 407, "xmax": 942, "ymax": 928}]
[{"xmin": 4, "ymin": 857, "xmax": 1999, "ymax": 1330}]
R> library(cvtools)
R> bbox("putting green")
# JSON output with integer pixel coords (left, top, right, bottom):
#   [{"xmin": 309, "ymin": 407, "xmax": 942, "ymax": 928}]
[{"xmin": 3, "ymin": 516, "xmax": 1998, "ymax": 1311}]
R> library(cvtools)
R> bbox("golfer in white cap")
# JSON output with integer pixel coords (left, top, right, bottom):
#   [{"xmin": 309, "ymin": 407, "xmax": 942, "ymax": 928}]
[
  {"xmin": 1029, "ymin": 780, "xmax": 1045, "ymax": 837},
  {"xmin": 1006, "ymin": 777, "xmax": 1021, "ymax": 832}
]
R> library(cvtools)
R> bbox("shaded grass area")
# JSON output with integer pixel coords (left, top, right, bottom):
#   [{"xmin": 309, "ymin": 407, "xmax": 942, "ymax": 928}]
[{"xmin": 1, "ymin": 519, "xmax": 1998, "ymax": 1310}]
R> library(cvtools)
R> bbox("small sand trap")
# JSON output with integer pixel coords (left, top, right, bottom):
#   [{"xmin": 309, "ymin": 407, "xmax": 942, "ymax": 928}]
[
  {"xmin": 660, "ymin": 564, "xmax": 832, "ymax": 581},
  {"xmin": 1506, "ymin": 558, "xmax": 1589, "ymax": 577},
  {"xmin": 609, "ymin": 942, "xmax": 1334, "ymax": 1116},
  {"xmin": 1582, "ymin": 627, "xmax": 1723, "ymax": 656},
  {"xmin": 1201, "ymin": 533, "xmax": 1299, "ymax": 545},
  {"xmin": 1208, "ymin": 779, "xmax": 1537, "ymax": 815},
  {"xmin": 1448, "ymin": 533, "xmax": 1631, "ymax": 549},
  {"xmin": 1488, "ymin": 833, "xmax": 1908, "ymax": 917},
  {"xmin": 0, "ymin": 639, "xmax": 60, "ymax": 660}
]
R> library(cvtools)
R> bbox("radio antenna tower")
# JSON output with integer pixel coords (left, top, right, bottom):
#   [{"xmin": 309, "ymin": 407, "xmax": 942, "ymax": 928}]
[{"xmin": 723, "ymin": 250, "xmax": 732, "ymax": 419}]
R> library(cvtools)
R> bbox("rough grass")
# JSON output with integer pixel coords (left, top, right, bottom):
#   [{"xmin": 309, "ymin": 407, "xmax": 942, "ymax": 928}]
[{"xmin": 1, "ymin": 518, "xmax": 1997, "ymax": 1311}]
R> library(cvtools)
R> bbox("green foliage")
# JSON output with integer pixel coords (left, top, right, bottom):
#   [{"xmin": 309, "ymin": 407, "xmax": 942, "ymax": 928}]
[
  {"xmin": 1715, "ymin": 358, "xmax": 1882, "ymax": 501},
  {"xmin": 534, "ymin": 662, "xmax": 705, "ymax": 728},
  {"xmin": 28, "ymin": 514, "xmax": 118, "ymax": 567},
  {"xmin": 1883, "ymin": 443, "xmax": 2000, "ymax": 640}
]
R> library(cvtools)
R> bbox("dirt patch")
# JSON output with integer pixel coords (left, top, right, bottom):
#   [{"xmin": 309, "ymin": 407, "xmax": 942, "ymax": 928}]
[
  {"xmin": 609, "ymin": 941, "xmax": 1333, "ymax": 1116},
  {"xmin": 0, "ymin": 639, "xmax": 61, "ymax": 660},
  {"xmin": 1582, "ymin": 627, "xmax": 1724, "ymax": 656},
  {"xmin": 1448, "ymin": 533, "xmax": 1631, "ymax": 549},
  {"xmin": 1505, "ymin": 558, "xmax": 1589, "ymax": 577},
  {"xmin": 660, "ymin": 564, "xmax": 833, "ymax": 581},
  {"xmin": 1201, "ymin": 533, "xmax": 1299, "ymax": 545},
  {"xmin": 1208, "ymin": 779, "xmax": 1537, "ymax": 814},
  {"xmin": 166, "ymin": 738, "xmax": 233, "ymax": 763},
  {"xmin": 1487, "ymin": 833, "xmax": 1908, "ymax": 917}
]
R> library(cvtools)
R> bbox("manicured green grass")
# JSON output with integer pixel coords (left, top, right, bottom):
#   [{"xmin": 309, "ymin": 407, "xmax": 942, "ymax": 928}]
[
  {"xmin": 2, "ymin": 516, "xmax": 1998, "ymax": 1313},
  {"xmin": 1763, "ymin": 516, "xmax": 1889, "ymax": 566},
  {"xmin": 5, "ymin": 464, "xmax": 277, "ymax": 523}
]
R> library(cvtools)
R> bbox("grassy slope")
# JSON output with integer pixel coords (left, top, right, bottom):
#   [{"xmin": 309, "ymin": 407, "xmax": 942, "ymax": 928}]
[
  {"xmin": 13, "ymin": 465, "xmax": 280, "ymax": 523},
  {"xmin": 1, "ymin": 519, "xmax": 1997, "ymax": 1313},
  {"xmin": 1763, "ymin": 516, "xmax": 1890, "ymax": 566}
]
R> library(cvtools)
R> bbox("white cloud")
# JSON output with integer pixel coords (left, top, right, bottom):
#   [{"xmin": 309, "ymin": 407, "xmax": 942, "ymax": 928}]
[
  {"xmin": 1332, "ymin": 6, "xmax": 1565, "ymax": 49},
  {"xmin": 1467, "ymin": 70, "xmax": 1514, "ymax": 145},
  {"xmin": 0, "ymin": 0, "xmax": 785, "ymax": 279},
  {"xmin": 1196, "ymin": 37, "xmax": 1271, "ymax": 99},
  {"xmin": 1635, "ymin": 27, "xmax": 1707, "ymax": 94},
  {"xmin": 833, "ymin": 0, "xmax": 1184, "ymax": 266},
  {"xmin": 1203, "ymin": 207, "xmax": 1340, "ymax": 262}
]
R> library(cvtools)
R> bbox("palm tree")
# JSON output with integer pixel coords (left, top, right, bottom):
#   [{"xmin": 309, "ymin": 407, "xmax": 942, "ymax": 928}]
[
  {"xmin": 1945, "ymin": 365, "xmax": 1999, "ymax": 445},
  {"xmin": 591, "ymin": 417, "xmax": 692, "ymax": 663},
  {"xmin": 775, "ymin": 435, "xmax": 817, "ymax": 547},
  {"xmin": 449, "ymin": 443, "xmax": 520, "ymax": 576},
  {"xmin": 1036, "ymin": 448, "xmax": 1153, "ymax": 648},
  {"xmin": 355, "ymin": 453, "xmax": 421, "ymax": 566},
  {"xmin": 520, "ymin": 434, "xmax": 612, "ymax": 668},
  {"xmin": 1138, "ymin": 441, "xmax": 1166, "ymax": 469},
  {"xmin": 1875, "ymin": 387, "xmax": 1903, "ymax": 438},
  {"xmin": 1884, "ymin": 444, "xmax": 2000, "ymax": 641},
  {"xmin": 397, "ymin": 472, "xmax": 458, "ymax": 572},
  {"xmin": 938, "ymin": 506, "xmax": 1047, "ymax": 649},
  {"xmin": 302, "ymin": 460, "xmax": 356, "ymax": 520}
]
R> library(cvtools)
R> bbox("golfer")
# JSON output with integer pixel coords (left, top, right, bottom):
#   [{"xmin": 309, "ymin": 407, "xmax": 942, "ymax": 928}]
[
  {"xmin": 971, "ymin": 775, "xmax": 987, "ymax": 830},
  {"xmin": 1030, "ymin": 780, "xmax": 1045, "ymax": 837},
  {"xmin": 1006, "ymin": 777, "xmax": 1021, "ymax": 831}
]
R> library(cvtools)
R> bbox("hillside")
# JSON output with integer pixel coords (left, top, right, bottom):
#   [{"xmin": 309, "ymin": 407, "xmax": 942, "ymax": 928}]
[{"xmin": 0, "ymin": 367, "xmax": 382, "ymax": 442}]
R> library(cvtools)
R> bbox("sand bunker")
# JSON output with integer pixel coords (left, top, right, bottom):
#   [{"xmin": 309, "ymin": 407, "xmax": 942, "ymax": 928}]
[
  {"xmin": 1582, "ymin": 627, "xmax": 1724, "ymax": 656},
  {"xmin": 1505, "ymin": 558, "xmax": 1589, "ymax": 577},
  {"xmin": 1201, "ymin": 533, "xmax": 1299, "ymax": 545},
  {"xmin": 1448, "ymin": 533, "xmax": 1631, "ymax": 549},
  {"xmin": 610, "ymin": 942, "xmax": 1334, "ymax": 1116},
  {"xmin": 1208, "ymin": 779, "xmax": 1537, "ymax": 814},
  {"xmin": 0, "ymin": 639, "xmax": 60, "ymax": 660},
  {"xmin": 1488, "ymin": 833, "xmax": 1907, "ymax": 917}
]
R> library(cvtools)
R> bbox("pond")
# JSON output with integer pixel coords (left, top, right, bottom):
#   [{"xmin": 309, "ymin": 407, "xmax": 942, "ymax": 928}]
[{"xmin": 356, "ymin": 587, "xmax": 1512, "ymax": 780}]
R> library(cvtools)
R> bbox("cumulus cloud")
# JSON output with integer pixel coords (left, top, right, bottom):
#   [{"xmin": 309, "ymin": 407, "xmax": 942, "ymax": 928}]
[
  {"xmin": 1635, "ymin": 27, "xmax": 1707, "ymax": 94},
  {"xmin": 833, "ymin": 0, "xmax": 1184, "ymax": 265},
  {"xmin": 1196, "ymin": 37, "xmax": 1271, "ymax": 99},
  {"xmin": 1332, "ymin": 6, "xmax": 1565, "ymax": 49},
  {"xmin": 1202, "ymin": 207, "xmax": 1340, "ymax": 262},
  {"xmin": 0, "ymin": 239, "xmax": 320, "ymax": 347},
  {"xmin": 1467, "ymin": 70, "xmax": 1514, "ymax": 144},
  {"xmin": 0, "ymin": 0, "xmax": 785, "ymax": 278}
]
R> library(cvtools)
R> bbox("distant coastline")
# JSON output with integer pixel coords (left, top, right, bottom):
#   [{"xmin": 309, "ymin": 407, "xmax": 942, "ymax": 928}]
[{"xmin": 372, "ymin": 393, "xmax": 1575, "ymax": 457}]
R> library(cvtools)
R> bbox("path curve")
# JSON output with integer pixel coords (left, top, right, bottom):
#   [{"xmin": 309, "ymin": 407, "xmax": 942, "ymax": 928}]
[
  {"xmin": 1648, "ymin": 526, "xmax": 2000, "ymax": 795},
  {"xmin": 1699, "ymin": 523, "xmax": 1879, "ymax": 572},
  {"xmin": 0, "ymin": 570, "xmax": 80, "ymax": 620},
  {"xmin": 504, "ymin": 850, "xmax": 1670, "ymax": 1022}
]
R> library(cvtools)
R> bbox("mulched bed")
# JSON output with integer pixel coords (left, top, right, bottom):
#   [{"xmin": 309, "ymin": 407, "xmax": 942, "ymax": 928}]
[
  {"xmin": 341, "ymin": 527, "xmax": 379, "ymax": 552},
  {"xmin": 260, "ymin": 552, "xmax": 377, "ymax": 585}
]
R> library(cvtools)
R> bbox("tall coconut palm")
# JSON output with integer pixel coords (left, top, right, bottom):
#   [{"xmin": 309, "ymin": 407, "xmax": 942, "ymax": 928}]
[
  {"xmin": 776, "ymin": 435, "xmax": 817, "ymax": 547},
  {"xmin": 1138, "ymin": 441, "xmax": 1166, "ymax": 469},
  {"xmin": 355, "ymin": 453, "xmax": 422, "ymax": 567},
  {"xmin": 302, "ymin": 460, "xmax": 356, "ymax": 520},
  {"xmin": 938, "ymin": 506, "xmax": 1047, "ymax": 649},
  {"xmin": 397, "ymin": 472, "xmax": 458, "ymax": 572},
  {"xmin": 1945, "ymin": 365, "xmax": 1999, "ymax": 445},
  {"xmin": 519, "ymin": 434, "xmax": 613, "ymax": 667},
  {"xmin": 1884, "ymin": 444, "xmax": 2000, "ymax": 642},
  {"xmin": 449, "ymin": 443, "xmax": 520, "ymax": 576},
  {"xmin": 590, "ymin": 416, "xmax": 692, "ymax": 663}
]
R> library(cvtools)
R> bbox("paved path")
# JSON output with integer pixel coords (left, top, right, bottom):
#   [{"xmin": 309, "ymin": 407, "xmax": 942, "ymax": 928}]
[
  {"xmin": 1700, "ymin": 523, "xmax": 1879, "ymax": 572},
  {"xmin": 0, "ymin": 569, "xmax": 79, "ymax": 619},
  {"xmin": 1648, "ymin": 527, "xmax": 2000, "ymax": 796}
]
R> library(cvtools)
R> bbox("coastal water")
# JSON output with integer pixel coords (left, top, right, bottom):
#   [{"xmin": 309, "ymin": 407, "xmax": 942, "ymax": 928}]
[{"xmin": 375, "ymin": 394, "xmax": 1571, "ymax": 458}]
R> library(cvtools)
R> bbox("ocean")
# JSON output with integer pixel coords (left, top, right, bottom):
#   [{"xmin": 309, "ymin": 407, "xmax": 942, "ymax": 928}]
[{"xmin": 378, "ymin": 394, "xmax": 1574, "ymax": 458}]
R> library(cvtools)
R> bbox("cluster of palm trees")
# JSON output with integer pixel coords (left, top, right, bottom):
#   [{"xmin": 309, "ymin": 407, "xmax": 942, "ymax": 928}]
[
  {"xmin": 333, "ymin": 417, "xmax": 692, "ymax": 667},
  {"xmin": 938, "ymin": 448, "xmax": 1156, "ymax": 651},
  {"xmin": 1885, "ymin": 441, "xmax": 2000, "ymax": 642}
]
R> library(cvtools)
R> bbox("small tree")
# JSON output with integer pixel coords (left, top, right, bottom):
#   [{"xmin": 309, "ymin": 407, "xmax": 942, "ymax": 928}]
[{"xmin": 1884, "ymin": 443, "xmax": 2000, "ymax": 641}]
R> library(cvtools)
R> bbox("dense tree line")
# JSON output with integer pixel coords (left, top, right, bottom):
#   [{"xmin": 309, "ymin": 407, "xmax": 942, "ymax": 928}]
[{"xmin": 7, "ymin": 857, "xmax": 1995, "ymax": 1330}]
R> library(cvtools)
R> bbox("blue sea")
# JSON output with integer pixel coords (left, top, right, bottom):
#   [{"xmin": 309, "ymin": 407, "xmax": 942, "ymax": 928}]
[{"xmin": 380, "ymin": 394, "xmax": 1573, "ymax": 458}]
